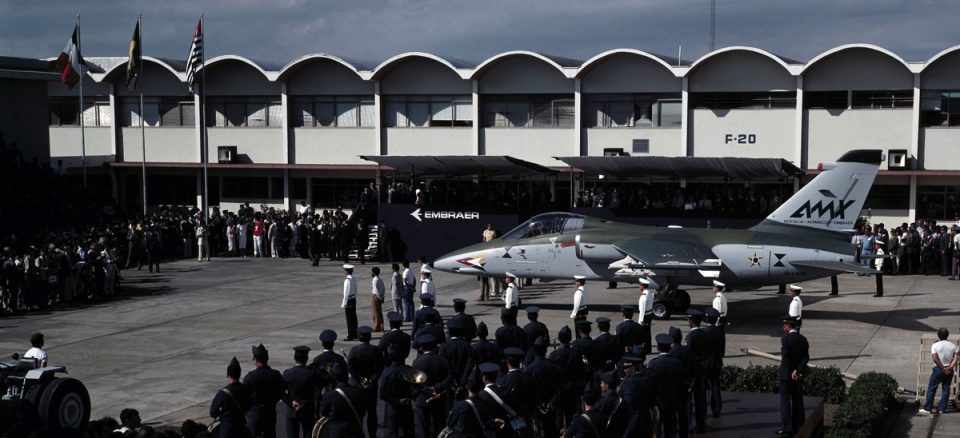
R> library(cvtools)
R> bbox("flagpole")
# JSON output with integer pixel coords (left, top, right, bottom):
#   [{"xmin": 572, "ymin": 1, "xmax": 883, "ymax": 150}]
[
  {"xmin": 139, "ymin": 15, "xmax": 148, "ymax": 217},
  {"xmin": 201, "ymin": 15, "xmax": 209, "ymax": 226},
  {"xmin": 77, "ymin": 14, "xmax": 87, "ymax": 188}
]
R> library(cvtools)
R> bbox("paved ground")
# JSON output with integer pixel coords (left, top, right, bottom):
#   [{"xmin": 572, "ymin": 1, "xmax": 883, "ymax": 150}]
[{"xmin": 2, "ymin": 257, "xmax": 960, "ymax": 435}]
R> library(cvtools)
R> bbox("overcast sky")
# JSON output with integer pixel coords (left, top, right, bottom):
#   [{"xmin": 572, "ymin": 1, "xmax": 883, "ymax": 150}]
[{"xmin": 1, "ymin": 0, "xmax": 957, "ymax": 66}]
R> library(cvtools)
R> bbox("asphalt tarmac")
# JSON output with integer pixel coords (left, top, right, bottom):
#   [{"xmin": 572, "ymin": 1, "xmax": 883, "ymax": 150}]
[{"xmin": 1, "ymin": 257, "xmax": 956, "ymax": 427}]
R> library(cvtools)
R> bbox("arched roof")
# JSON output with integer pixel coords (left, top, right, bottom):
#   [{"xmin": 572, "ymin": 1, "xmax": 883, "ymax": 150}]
[
  {"xmin": 576, "ymin": 48, "xmax": 679, "ymax": 78},
  {"xmin": 197, "ymin": 55, "xmax": 273, "ymax": 80},
  {"xmin": 98, "ymin": 56, "xmax": 184, "ymax": 83},
  {"xmin": 470, "ymin": 50, "xmax": 574, "ymax": 79},
  {"xmin": 688, "ymin": 46, "xmax": 797, "ymax": 75},
  {"xmin": 277, "ymin": 53, "xmax": 365, "ymax": 80},
  {"xmin": 802, "ymin": 43, "xmax": 911, "ymax": 73},
  {"xmin": 371, "ymin": 52, "xmax": 467, "ymax": 79},
  {"xmin": 922, "ymin": 45, "xmax": 960, "ymax": 72}
]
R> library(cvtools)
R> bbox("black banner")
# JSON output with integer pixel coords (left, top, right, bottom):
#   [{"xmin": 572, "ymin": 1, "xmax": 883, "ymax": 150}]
[{"xmin": 378, "ymin": 204, "xmax": 519, "ymax": 261}]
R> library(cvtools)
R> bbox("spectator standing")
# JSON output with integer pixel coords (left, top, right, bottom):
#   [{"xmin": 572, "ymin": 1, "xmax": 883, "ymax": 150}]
[
  {"xmin": 371, "ymin": 266, "xmax": 385, "ymax": 332},
  {"xmin": 252, "ymin": 217, "xmax": 265, "ymax": 258},
  {"xmin": 919, "ymin": 328, "xmax": 958, "ymax": 415}
]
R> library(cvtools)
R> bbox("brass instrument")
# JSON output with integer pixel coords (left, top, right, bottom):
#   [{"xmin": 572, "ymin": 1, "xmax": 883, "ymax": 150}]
[{"xmin": 401, "ymin": 366, "xmax": 428, "ymax": 385}]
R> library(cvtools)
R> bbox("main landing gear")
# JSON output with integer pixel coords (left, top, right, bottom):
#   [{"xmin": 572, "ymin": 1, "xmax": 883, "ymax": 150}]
[{"xmin": 651, "ymin": 288, "xmax": 691, "ymax": 320}]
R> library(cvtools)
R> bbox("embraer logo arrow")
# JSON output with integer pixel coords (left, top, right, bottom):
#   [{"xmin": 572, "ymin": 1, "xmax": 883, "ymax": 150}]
[
  {"xmin": 789, "ymin": 200, "xmax": 856, "ymax": 220},
  {"xmin": 411, "ymin": 208, "xmax": 423, "ymax": 222}
]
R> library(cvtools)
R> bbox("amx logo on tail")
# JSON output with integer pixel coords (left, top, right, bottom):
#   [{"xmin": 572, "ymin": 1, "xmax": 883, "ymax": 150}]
[{"xmin": 789, "ymin": 200, "xmax": 856, "ymax": 219}]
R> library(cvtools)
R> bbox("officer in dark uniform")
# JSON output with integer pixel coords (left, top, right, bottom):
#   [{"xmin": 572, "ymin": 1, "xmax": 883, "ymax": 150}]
[
  {"xmin": 412, "ymin": 295, "xmax": 443, "ymax": 337},
  {"xmin": 685, "ymin": 309, "xmax": 709, "ymax": 433},
  {"xmin": 564, "ymin": 387, "xmax": 605, "ymax": 438},
  {"xmin": 524, "ymin": 336, "xmax": 563, "ymax": 438},
  {"xmin": 448, "ymin": 298, "xmax": 478, "ymax": 342},
  {"xmin": 377, "ymin": 344, "xmax": 415, "ymax": 438},
  {"xmin": 616, "ymin": 305, "xmax": 641, "ymax": 353},
  {"xmin": 549, "ymin": 326, "xmax": 581, "ymax": 434},
  {"xmin": 476, "ymin": 362, "xmax": 511, "ymax": 438},
  {"xmin": 668, "ymin": 327, "xmax": 694, "ymax": 438},
  {"xmin": 210, "ymin": 357, "xmax": 251, "ymax": 438},
  {"xmin": 497, "ymin": 347, "xmax": 533, "ymax": 433},
  {"xmin": 571, "ymin": 320, "xmax": 595, "ymax": 380},
  {"xmin": 495, "ymin": 308, "xmax": 528, "ymax": 353},
  {"xmin": 471, "ymin": 321, "xmax": 501, "ymax": 366},
  {"xmin": 522, "ymin": 306, "xmax": 549, "ymax": 351},
  {"xmin": 312, "ymin": 330, "xmax": 348, "ymax": 389},
  {"xmin": 648, "ymin": 333, "xmax": 684, "ymax": 438},
  {"xmin": 778, "ymin": 316, "xmax": 809, "ymax": 437},
  {"xmin": 318, "ymin": 361, "xmax": 367, "ymax": 437},
  {"xmin": 243, "ymin": 344, "xmax": 285, "ymax": 438},
  {"xmin": 413, "ymin": 333, "xmax": 451, "ymax": 438},
  {"xmin": 620, "ymin": 348, "xmax": 655, "ymax": 438},
  {"xmin": 703, "ymin": 308, "xmax": 724, "ymax": 418},
  {"xmin": 441, "ymin": 317, "xmax": 476, "ymax": 400},
  {"xmin": 443, "ymin": 379, "xmax": 487, "ymax": 438},
  {"xmin": 349, "ymin": 326, "xmax": 384, "ymax": 437},
  {"xmin": 282, "ymin": 346, "xmax": 323, "ymax": 438},
  {"xmin": 593, "ymin": 317, "xmax": 619, "ymax": 371},
  {"xmin": 594, "ymin": 370, "xmax": 627, "ymax": 438},
  {"xmin": 309, "ymin": 224, "xmax": 322, "ymax": 267},
  {"xmin": 413, "ymin": 310, "xmax": 446, "ymax": 352},
  {"xmin": 379, "ymin": 312, "xmax": 411, "ymax": 364}
]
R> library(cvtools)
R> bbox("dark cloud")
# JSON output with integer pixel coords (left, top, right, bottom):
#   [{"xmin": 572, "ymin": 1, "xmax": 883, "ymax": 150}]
[{"xmin": 1, "ymin": 0, "xmax": 957, "ymax": 66}]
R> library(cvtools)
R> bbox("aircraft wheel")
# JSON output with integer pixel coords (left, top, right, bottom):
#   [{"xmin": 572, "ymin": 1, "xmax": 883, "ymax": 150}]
[
  {"xmin": 652, "ymin": 301, "xmax": 671, "ymax": 320},
  {"xmin": 37, "ymin": 377, "xmax": 90, "ymax": 436},
  {"xmin": 669, "ymin": 289, "xmax": 691, "ymax": 312}
]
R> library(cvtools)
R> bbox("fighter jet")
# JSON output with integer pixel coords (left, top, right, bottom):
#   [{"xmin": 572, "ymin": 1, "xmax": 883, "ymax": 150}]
[{"xmin": 433, "ymin": 150, "xmax": 882, "ymax": 318}]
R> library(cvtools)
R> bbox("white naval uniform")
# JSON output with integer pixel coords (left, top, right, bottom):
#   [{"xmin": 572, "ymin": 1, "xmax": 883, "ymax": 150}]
[
  {"xmin": 570, "ymin": 286, "xmax": 587, "ymax": 319},
  {"xmin": 402, "ymin": 268, "xmax": 416, "ymax": 290},
  {"xmin": 503, "ymin": 283, "xmax": 519, "ymax": 309},
  {"xmin": 637, "ymin": 289, "xmax": 654, "ymax": 324},
  {"xmin": 420, "ymin": 278, "xmax": 436, "ymax": 301},
  {"xmin": 788, "ymin": 296, "xmax": 802, "ymax": 320},
  {"xmin": 342, "ymin": 274, "xmax": 357, "ymax": 308},
  {"xmin": 713, "ymin": 292, "xmax": 728, "ymax": 319}
]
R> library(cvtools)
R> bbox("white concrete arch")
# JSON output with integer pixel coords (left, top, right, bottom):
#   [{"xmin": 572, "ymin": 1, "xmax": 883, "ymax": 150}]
[
  {"xmin": 688, "ymin": 46, "xmax": 795, "ymax": 75},
  {"xmin": 576, "ymin": 48, "xmax": 678, "ymax": 78},
  {"xmin": 371, "ymin": 52, "xmax": 466, "ymax": 79},
  {"xmin": 198, "ymin": 55, "xmax": 273, "ymax": 81},
  {"xmin": 470, "ymin": 50, "xmax": 571, "ymax": 79},
  {"xmin": 922, "ymin": 45, "xmax": 960, "ymax": 72},
  {"xmin": 802, "ymin": 43, "xmax": 911, "ymax": 73},
  {"xmin": 98, "ymin": 56, "xmax": 184, "ymax": 83},
  {"xmin": 278, "ymin": 53, "xmax": 363, "ymax": 80}
]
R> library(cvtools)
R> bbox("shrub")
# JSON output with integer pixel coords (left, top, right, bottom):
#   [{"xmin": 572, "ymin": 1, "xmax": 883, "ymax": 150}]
[
  {"xmin": 827, "ymin": 372, "xmax": 898, "ymax": 438},
  {"xmin": 718, "ymin": 364, "xmax": 847, "ymax": 404},
  {"xmin": 805, "ymin": 367, "xmax": 847, "ymax": 404}
]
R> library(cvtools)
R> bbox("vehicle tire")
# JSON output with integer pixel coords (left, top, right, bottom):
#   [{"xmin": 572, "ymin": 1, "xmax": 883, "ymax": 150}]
[
  {"xmin": 652, "ymin": 301, "xmax": 671, "ymax": 320},
  {"xmin": 670, "ymin": 289, "xmax": 691, "ymax": 312},
  {"xmin": 37, "ymin": 377, "xmax": 90, "ymax": 436}
]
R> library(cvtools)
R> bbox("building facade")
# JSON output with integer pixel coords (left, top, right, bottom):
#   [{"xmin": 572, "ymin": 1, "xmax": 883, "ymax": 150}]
[{"xmin": 44, "ymin": 45, "xmax": 960, "ymax": 223}]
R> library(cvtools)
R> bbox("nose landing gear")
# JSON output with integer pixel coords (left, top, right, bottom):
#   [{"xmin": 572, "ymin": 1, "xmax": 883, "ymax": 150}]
[{"xmin": 652, "ymin": 288, "xmax": 691, "ymax": 320}]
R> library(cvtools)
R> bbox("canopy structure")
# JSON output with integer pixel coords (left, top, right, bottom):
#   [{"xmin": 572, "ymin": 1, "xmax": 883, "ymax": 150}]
[
  {"xmin": 555, "ymin": 156, "xmax": 803, "ymax": 179},
  {"xmin": 360, "ymin": 155, "xmax": 556, "ymax": 178}
]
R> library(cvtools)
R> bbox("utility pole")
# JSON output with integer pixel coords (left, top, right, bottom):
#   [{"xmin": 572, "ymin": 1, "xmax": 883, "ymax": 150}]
[{"xmin": 709, "ymin": 0, "xmax": 717, "ymax": 51}]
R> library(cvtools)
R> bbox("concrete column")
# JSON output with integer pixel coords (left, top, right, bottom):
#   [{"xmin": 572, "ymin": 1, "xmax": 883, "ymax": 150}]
[
  {"xmin": 193, "ymin": 91, "xmax": 203, "ymax": 163},
  {"xmin": 911, "ymin": 73, "xmax": 921, "ymax": 168},
  {"xmin": 283, "ymin": 169, "xmax": 291, "ymax": 211},
  {"xmin": 681, "ymin": 77, "xmax": 690, "ymax": 156},
  {"xmin": 281, "ymin": 82, "xmax": 290, "ymax": 164},
  {"xmin": 108, "ymin": 83, "xmax": 120, "ymax": 160},
  {"xmin": 306, "ymin": 176, "xmax": 313, "ymax": 206},
  {"xmin": 472, "ymin": 79, "xmax": 481, "ymax": 155},
  {"xmin": 196, "ymin": 173, "xmax": 203, "ymax": 210},
  {"xmin": 574, "ymin": 78, "xmax": 583, "ymax": 156},
  {"xmin": 794, "ymin": 76, "xmax": 804, "ymax": 169},
  {"xmin": 908, "ymin": 175, "xmax": 917, "ymax": 222},
  {"xmin": 374, "ymin": 80, "xmax": 384, "ymax": 155}
]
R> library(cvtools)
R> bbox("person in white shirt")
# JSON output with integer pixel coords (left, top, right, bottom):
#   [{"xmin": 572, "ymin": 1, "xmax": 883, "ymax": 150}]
[
  {"xmin": 371, "ymin": 266, "xmax": 385, "ymax": 332},
  {"xmin": 341, "ymin": 264, "xmax": 358, "ymax": 340},
  {"xmin": 874, "ymin": 240, "xmax": 886, "ymax": 272},
  {"xmin": 237, "ymin": 221, "xmax": 248, "ymax": 259},
  {"xmin": 712, "ymin": 280, "xmax": 728, "ymax": 324},
  {"xmin": 401, "ymin": 261, "xmax": 416, "ymax": 322},
  {"xmin": 24, "ymin": 332, "xmax": 47, "ymax": 368},
  {"xmin": 637, "ymin": 278, "xmax": 656, "ymax": 354},
  {"xmin": 420, "ymin": 268, "xmax": 436, "ymax": 305},
  {"xmin": 919, "ymin": 328, "xmax": 958, "ymax": 415},
  {"xmin": 390, "ymin": 263, "xmax": 403, "ymax": 315},
  {"xmin": 570, "ymin": 275, "xmax": 588, "ymax": 323},
  {"xmin": 788, "ymin": 285, "xmax": 803, "ymax": 325},
  {"xmin": 268, "ymin": 221, "xmax": 280, "ymax": 258},
  {"xmin": 503, "ymin": 272, "xmax": 519, "ymax": 309}
]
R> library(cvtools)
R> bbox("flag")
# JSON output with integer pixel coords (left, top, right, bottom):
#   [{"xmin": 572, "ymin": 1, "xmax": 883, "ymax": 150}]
[
  {"xmin": 185, "ymin": 18, "xmax": 203, "ymax": 92},
  {"xmin": 126, "ymin": 18, "xmax": 142, "ymax": 89},
  {"xmin": 51, "ymin": 24, "xmax": 84, "ymax": 89}
]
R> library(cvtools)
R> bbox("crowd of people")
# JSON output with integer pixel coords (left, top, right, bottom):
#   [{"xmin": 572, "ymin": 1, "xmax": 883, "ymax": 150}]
[
  {"xmin": 574, "ymin": 182, "xmax": 791, "ymax": 218},
  {"xmin": 851, "ymin": 219, "xmax": 960, "ymax": 277}
]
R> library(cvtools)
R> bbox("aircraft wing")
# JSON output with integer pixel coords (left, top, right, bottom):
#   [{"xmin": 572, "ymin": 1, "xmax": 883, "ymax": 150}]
[
  {"xmin": 789, "ymin": 260, "xmax": 878, "ymax": 275},
  {"xmin": 612, "ymin": 238, "xmax": 722, "ymax": 278}
]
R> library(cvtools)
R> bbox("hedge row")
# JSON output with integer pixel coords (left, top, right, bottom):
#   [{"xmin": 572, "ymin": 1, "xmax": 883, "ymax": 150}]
[
  {"xmin": 719, "ymin": 365, "xmax": 847, "ymax": 404},
  {"xmin": 826, "ymin": 372, "xmax": 899, "ymax": 438}
]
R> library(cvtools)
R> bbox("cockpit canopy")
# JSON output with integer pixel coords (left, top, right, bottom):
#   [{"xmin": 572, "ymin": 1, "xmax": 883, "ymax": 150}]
[{"xmin": 500, "ymin": 212, "xmax": 586, "ymax": 240}]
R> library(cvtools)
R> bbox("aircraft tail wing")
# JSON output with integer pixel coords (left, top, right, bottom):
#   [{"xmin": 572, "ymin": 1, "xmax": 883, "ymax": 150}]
[{"xmin": 790, "ymin": 260, "xmax": 878, "ymax": 275}]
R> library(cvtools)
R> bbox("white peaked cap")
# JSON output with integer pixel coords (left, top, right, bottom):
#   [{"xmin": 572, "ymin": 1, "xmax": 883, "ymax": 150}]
[
  {"xmin": 638, "ymin": 278, "xmax": 651, "ymax": 285},
  {"xmin": 421, "ymin": 267, "xmax": 432, "ymax": 274},
  {"xmin": 505, "ymin": 272, "xmax": 518, "ymax": 279},
  {"xmin": 342, "ymin": 264, "xmax": 355, "ymax": 270},
  {"xmin": 573, "ymin": 275, "xmax": 587, "ymax": 280},
  {"xmin": 713, "ymin": 280, "xmax": 725, "ymax": 288},
  {"xmin": 789, "ymin": 284, "xmax": 802, "ymax": 292}
]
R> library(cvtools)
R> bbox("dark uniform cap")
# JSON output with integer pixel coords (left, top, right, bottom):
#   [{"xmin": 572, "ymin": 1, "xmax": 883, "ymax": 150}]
[
  {"xmin": 293, "ymin": 345, "xmax": 311, "ymax": 353},
  {"xmin": 600, "ymin": 371, "xmax": 620, "ymax": 386},
  {"xmin": 655, "ymin": 333, "xmax": 673, "ymax": 346},
  {"xmin": 293, "ymin": 345, "xmax": 310, "ymax": 362},
  {"xmin": 782, "ymin": 315, "xmax": 799, "ymax": 325},
  {"xmin": 477, "ymin": 321, "xmax": 489, "ymax": 338},
  {"xmin": 227, "ymin": 357, "xmax": 241, "ymax": 378},
  {"xmin": 387, "ymin": 311, "xmax": 402, "ymax": 323},
  {"xmin": 687, "ymin": 309, "xmax": 704, "ymax": 323},
  {"xmin": 501, "ymin": 307, "xmax": 516, "ymax": 317},
  {"xmin": 621, "ymin": 305, "xmax": 636, "ymax": 315},
  {"xmin": 421, "ymin": 295, "xmax": 435, "ymax": 306},
  {"xmin": 704, "ymin": 308, "xmax": 720, "ymax": 321},
  {"xmin": 668, "ymin": 326, "xmax": 683, "ymax": 342},
  {"xmin": 358, "ymin": 326, "xmax": 373, "ymax": 336},
  {"xmin": 252, "ymin": 344, "xmax": 269, "ymax": 361},
  {"xmin": 621, "ymin": 346, "xmax": 646, "ymax": 364},
  {"xmin": 596, "ymin": 316, "xmax": 610, "ymax": 326},
  {"xmin": 452, "ymin": 298, "xmax": 467, "ymax": 305},
  {"xmin": 558, "ymin": 326, "xmax": 572, "ymax": 343},
  {"xmin": 478, "ymin": 362, "xmax": 500, "ymax": 374},
  {"xmin": 525, "ymin": 306, "xmax": 540, "ymax": 315},
  {"xmin": 503, "ymin": 347, "xmax": 525, "ymax": 358},
  {"xmin": 576, "ymin": 320, "xmax": 593, "ymax": 329},
  {"xmin": 319, "ymin": 329, "xmax": 338, "ymax": 343}
]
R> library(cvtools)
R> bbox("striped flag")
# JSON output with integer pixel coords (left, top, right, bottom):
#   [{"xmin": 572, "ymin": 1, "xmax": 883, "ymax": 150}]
[
  {"xmin": 51, "ymin": 24, "xmax": 84, "ymax": 89},
  {"xmin": 185, "ymin": 18, "xmax": 203, "ymax": 92},
  {"xmin": 125, "ymin": 18, "xmax": 142, "ymax": 90}
]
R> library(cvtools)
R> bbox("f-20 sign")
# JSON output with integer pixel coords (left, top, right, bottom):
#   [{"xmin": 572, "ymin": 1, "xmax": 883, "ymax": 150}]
[{"xmin": 724, "ymin": 134, "xmax": 757, "ymax": 144}]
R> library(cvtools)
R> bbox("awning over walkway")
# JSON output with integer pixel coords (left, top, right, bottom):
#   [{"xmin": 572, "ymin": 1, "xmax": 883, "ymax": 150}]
[
  {"xmin": 554, "ymin": 156, "xmax": 803, "ymax": 179},
  {"xmin": 359, "ymin": 155, "xmax": 556, "ymax": 178}
]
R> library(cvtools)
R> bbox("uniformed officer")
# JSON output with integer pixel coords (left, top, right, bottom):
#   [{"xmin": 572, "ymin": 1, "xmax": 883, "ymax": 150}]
[
  {"xmin": 210, "ymin": 357, "xmax": 250, "ymax": 438},
  {"xmin": 788, "ymin": 285, "xmax": 803, "ymax": 326},
  {"xmin": 593, "ymin": 317, "xmax": 619, "ymax": 371},
  {"xmin": 413, "ymin": 333, "xmax": 451, "ymax": 438},
  {"xmin": 549, "ymin": 326, "xmax": 581, "ymax": 433},
  {"xmin": 476, "ymin": 362, "xmax": 511, "ymax": 438},
  {"xmin": 498, "ymin": 347, "xmax": 534, "ymax": 432},
  {"xmin": 449, "ymin": 298, "xmax": 478, "ymax": 342},
  {"xmin": 616, "ymin": 305, "xmax": 641, "ymax": 352},
  {"xmin": 349, "ymin": 326, "xmax": 384, "ymax": 437},
  {"xmin": 414, "ymin": 308, "xmax": 446, "ymax": 352},
  {"xmin": 620, "ymin": 347, "xmax": 655, "ymax": 438},
  {"xmin": 565, "ymin": 387, "xmax": 605, "ymax": 438},
  {"xmin": 595, "ymin": 370, "xmax": 627, "ymax": 438},
  {"xmin": 282, "ymin": 346, "xmax": 322, "ymax": 438},
  {"xmin": 243, "ymin": 344, "xmax": 285, "ymax": 438},
  {"xmin": 342, "ymin": 264, "xmax": 359, "ymax": 341},
  {"xmin": 524, "ymin": 336, "xmax": 563, "ymax": 438},
  {"xmin": 443, "ymin": 379, "xmax": 488, "ymax": 438},
  {"xmin": 377, "ymin": 343, "xmax": 415, "ymax": 438},
  {"xmin": 318, "ymin": 360, "xmax": 367, "ymax": 437},
  {"xmin": 668, "ymin": 327, "xmax": 694, "ymax": 438},
  {"xmin": 401, "ymin": 260, "xmax": 416, "ymax": 322},
  {"xmin": 703, "ymin": 308, "xmax": 724, "ymax": 417},
  {"xmin": 636, "ymin": 278, "xmax": 655, "ymax": 355},
  {"xmin": 379, "ymin": 311, "xmax": 412, "ymax": 364},
  {"xmin": 778, "ymin": 316, "xmax": 810, "ymax": 437},
  {"xmin": 312, "ymin": 330, "xmax": 348, "ymax": 388},
  {"xmin": 472, "ymin": 321, "xmax": 502, "ymax": 367},
  {"xmin": 648, "ymin": 333, "xmax": 684, "ymax": 438},
  {"xmin": 572, "ymin": 321, "xmax": 595, "ymax": 392},
  {"xmin": 495, "ymin": 308, "xmax": 528, "ymax": 353},
  {"xmin": 522, "ymin": 306, "xmax": 549, "ymax": 356},
  {"xmin": 685, "ymin": 309, "xmax": 708, "ymax": 433},
  {"xmin": 503, "ymin": 272, "xmax": 519, "ymax": 309},
  {"xmin": 570, "ymin": 276, "xmax": 589, "ymax": 327},
  {"xmin": 712, "ymin": 280, "xmax": 728, "ymax": 326},
  {"xmin": 419, "ymin": 268, "xmax": 436, "ymax": 305},
  {"xmin": 442, "ymin": 317, "xmax": 477, "ymax": 400},
  {"xmin": 413, "ymin": 295, "xmax": 443, "ymax": 337}
]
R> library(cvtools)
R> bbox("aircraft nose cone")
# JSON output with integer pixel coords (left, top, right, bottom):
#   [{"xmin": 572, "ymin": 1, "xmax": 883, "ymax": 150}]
[{"xmin": 432, "ymin": 254, "xmax": 458, "ymax": 273}]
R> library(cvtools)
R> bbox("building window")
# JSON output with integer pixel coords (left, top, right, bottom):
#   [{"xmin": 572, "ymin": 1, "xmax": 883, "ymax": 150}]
[
  {"xmin": 206, "ymin": 97, "xmax": 283, "ymax": 127},
  {"xmin": 691, "ymin": 92, "xmax": 796, "ymax": 110},
  {"xmin": 864, "ymin": 185, "xmax": 909, "ymax": 210},
  {"xmin": 918, "ymin": 185, "xmax": 960, "ymax": 220},
  {"xmin": 585, "ymin": 94, "xmax": 682, "ymax": 128},
  {"xmin": 120, "ymin": 98, "xmax": 195, "ymax": 127},
  {"xmin": 921, "ymin": 90, "xmax": 960, "ymax": 127},
  {"xmin": 221, "ymin": 176, "xmax": 270, "ymax": 199},
  {"xmin": 805, "ymin": 91, "xmax": 848, "ymax": 110},
  {"xmin": 384, "ymin": 95, "xmax": 472, "ymax": 127},
  {"xmin": 291, "ymin": 96, "xmax": 375, "ymax": 128},
  {"xmin": 482, "ymin": 95, "xmax": 574, "ymax": 128},
  {"xmin": 49, "ymin": 97, "xmax": 111, "ymax": 127},
  {"xmin": 850, "ymin": 90, "xmax": 912, "ymax": 109}
]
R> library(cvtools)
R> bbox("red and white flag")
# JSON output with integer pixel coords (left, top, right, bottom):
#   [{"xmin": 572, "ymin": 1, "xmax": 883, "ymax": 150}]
[
  {"xmin": 51, "ymin": 24, "xmax": 84, "ymax": 89},
  {"xmin": 185, "ymin": 18, "xmax": 203, "ymax": 92}
]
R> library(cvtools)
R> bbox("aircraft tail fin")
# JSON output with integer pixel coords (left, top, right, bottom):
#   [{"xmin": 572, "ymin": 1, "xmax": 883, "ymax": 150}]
[{"xmin": 761, "ymin": 150, "xmax": 883, "ymax": 233}]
